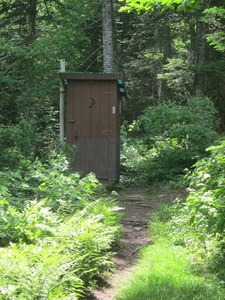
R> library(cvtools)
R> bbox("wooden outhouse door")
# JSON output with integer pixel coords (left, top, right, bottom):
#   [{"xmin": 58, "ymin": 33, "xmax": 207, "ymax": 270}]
[{"xmin": 61, "ymin": 73, "xmax": 124, "ymax": 181}]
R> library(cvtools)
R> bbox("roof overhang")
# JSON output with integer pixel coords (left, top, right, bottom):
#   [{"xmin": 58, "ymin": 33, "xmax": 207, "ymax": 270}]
[{"xmin": 59, "ymin": 72, "xmax": 126, "ymax": 97}]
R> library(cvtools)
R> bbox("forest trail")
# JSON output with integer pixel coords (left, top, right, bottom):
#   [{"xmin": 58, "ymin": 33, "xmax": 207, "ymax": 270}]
[{"xmin": 87, "ymin": 187, "xmax": 187, "ymax": 300}]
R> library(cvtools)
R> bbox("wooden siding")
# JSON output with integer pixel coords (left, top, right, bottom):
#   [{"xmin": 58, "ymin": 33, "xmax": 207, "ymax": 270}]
[{"xmin": 66, "ymin": 79, "xmax": 121, "ymax": 180}]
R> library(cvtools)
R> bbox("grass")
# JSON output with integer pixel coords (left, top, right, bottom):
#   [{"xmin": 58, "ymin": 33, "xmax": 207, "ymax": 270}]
[
  {"xmin": 115, "ymin": 244, "xmax": 224, "ymax": 300},
  {"xmin": 114, "ymin": 203, "xmax": 225, "ymax": 300}
]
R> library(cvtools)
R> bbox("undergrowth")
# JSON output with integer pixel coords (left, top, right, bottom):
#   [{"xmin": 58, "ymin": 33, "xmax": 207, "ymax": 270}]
[
  {"xmin": 0, "ymin": 152, "xmax": 122, "ymax": 299},
  {"xmin": 115, "ymin": 203, "xmax": 225, "ymax": 300},
  {"xmin": 120, "ymin": 98, "xmax": 218, "ymax": 185},
  {"xmin": 115, "ymin": 243, "xmax": 225, "ymax": 300},
  {"xmin": 115, "ymin": 138, "xmax": 225, "ymax": 299}
]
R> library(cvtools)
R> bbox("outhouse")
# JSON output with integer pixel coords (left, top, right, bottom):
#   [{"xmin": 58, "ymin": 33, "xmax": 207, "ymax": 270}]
[{"xmin": 59, "ymin": 72, "xmax": 125, "ymax": 181}]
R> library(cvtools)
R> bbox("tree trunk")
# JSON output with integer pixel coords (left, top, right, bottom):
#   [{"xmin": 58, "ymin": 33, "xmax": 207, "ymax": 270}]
[
  {"xmin": 102, "ymin": 0, "xmax": 115, "ymax": 72},
  {"xmin": 162, "ymin": 24, "xmax": 172, "ymax": 100},
  {"xmin": 27, "ymin": 0, "xmax": 37, "ymax": 42},
  {"xmin": 194, "ymin": 4, "xmax": 206, "ymax": 98}
]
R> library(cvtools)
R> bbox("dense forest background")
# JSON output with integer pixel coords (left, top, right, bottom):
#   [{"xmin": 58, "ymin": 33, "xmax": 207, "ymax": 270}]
[
  {"xmin": 1, "ymin": 1, "xmax": 225, "ymax": 298},
  {"xmin": 1, "ymin": 0, "xmax": 225, "ymax": 135}
]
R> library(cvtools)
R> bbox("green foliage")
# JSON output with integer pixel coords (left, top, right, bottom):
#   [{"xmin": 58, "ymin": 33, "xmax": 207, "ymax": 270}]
[
  {"xmin": 54, "ymin": 197, "xmax": 121, "ymax": 283},
  {"xmin": 120, "ymin": 98, "xmax": 216, "ymax": 183},
  {"xmin": 116, "ymin": 0, "xmax": 225, "ymax": 130},
  {"xmin": 0, "ymin": 244, "xmax": 83, "ymax": 299},
  {"xmin": 139, "ymin": 98, "xmax": 217, "ymax": 147},
  {"xmin": 0, "ymin": 114, "xmax": 58, "ymax": 170},
  {"xmin": 115, "ymin": 220, "xmax": 225, "ymax": 300},
  {"xmin": 120, "ymin": 122, "xmax": 147, "ymax": 180},
  {"xmin": 120, "ymin": 99, "xmax": 219, "ymax": 187},
  {"xmin": 203, "ymin": 6, "xmax": 225, "ymax": 52},
  {"xmin": 185, "ymin": 139, "xmax": 225, "ymax": 236},
  {"xmin": 0, "ymin": 149, "xmax": 122, "ymax": 298},
  {"xmin": 0, "ymin": 194, "xmax": 121, "ymax": 299},
  {"xmin": 0, "ymin": 123, "xmax": 34, "ymax": 169},
  {"xmin": 0, "ymin": 199, "xmax": 59, "ymax": 245},
  {"xmin": 157, "ymin": 55, "xmax": 194, "ymax": 101},
  {"xmin": 0, "ymin": 149, "xmax": 98, "ymax": 207},
  {"xmin": 119, "ymin": 0, "xmax": 201, "ymax": 13},
  {"xmin": 0, "ymin": 153, "xmax": 100, "ymax": 245},
  {"xmin": 144, "ymin": 138, "xmax": 225, "ymax": 285},
  {"xmin": 134, "ymin": 98, "xmax": 218, "ymax": 181}
]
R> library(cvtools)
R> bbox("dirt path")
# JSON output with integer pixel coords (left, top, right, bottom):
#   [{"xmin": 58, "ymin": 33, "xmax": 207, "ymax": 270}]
[{"xmin": 86, "ymin": 187, "xmax": 186, "ymax": 300}]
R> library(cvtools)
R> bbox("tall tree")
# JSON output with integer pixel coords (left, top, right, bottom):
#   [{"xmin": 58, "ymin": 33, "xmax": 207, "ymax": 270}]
[
  {"xmin": 194, "ymin": 4, "xmax": 206, "ymax": 98},
  {"xmin": 118, "ymin": 0, "xmax": 225, "ymax": 131},
  {"xmin": 27, "ymin": 0, "xmax": 37, "ymax": 42},
  {"xmin": 102, "ymin": 0, "xmax": 115, "ymax": 72}
]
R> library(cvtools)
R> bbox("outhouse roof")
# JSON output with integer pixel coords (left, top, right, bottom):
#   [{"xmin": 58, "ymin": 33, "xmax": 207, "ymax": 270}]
[{"xmin": 59, "ymin": 72, "xmax": 126, "ymax": 97}]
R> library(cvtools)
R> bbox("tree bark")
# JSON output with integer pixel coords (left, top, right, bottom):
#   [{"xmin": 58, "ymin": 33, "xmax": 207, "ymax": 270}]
[
  {"xmin": 27, "ymin": 0, "xmax": 37, "ymax": 42},
  {"xmin": 194, "ymin": 3, "xmax": 206, "ymax": 98},
  {"xmin": 162, "ymin": 24, "xmax": 172, "ymax": 100},
  {"xmin": 102, "ymin": 0, "xmax": 115, "ymax": 72}
]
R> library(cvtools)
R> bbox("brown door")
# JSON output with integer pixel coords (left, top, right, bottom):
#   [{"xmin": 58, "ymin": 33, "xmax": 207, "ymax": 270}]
[{"xmin": 66, "ymin": 80, "xmax": 120, "ymax": 180}]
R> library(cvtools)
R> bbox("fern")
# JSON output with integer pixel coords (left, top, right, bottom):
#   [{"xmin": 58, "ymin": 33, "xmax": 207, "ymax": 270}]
[
  {"xmin": 0, "ymin": 195, "xmax": 122, "ymax": 298},
  {"xmin": 0, "ymin": 154, "xmax": 122, "ymax": 298},
  {"xmin": 0, "ymin": 244, "xmax": 83, "ymax": 299}
]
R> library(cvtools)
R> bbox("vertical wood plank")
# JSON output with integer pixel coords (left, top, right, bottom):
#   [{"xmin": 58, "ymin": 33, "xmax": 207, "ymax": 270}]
[{"xmin": 66, "ymin": 77, "xmax": 121, "ymax": 180}]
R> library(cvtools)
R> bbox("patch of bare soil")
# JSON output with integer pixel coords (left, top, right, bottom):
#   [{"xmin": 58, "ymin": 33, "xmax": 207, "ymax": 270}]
[{"xmin": 85, "ymin": 187, "xmax": 187, "ymax": 300}]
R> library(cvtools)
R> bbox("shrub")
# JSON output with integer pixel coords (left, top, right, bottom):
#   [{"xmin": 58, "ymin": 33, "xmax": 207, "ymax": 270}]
[
  {"xmin": 120, "ymin": 122, "xmax": 149, "ymax": 186},
  {"xmin": 0, "ymin": 196, "xmax": 122, "ymax": 299},
  {"xmin": 0, "ymin": 153, "xmax": 98, "ymax": 213},
  {"xmin": 134, "ymin": 98, "xmax": 218, "ymax": 182},
  {"xmin": 0, "ymin": 147, "xmax": 122, "ymax": 298},
  {"xmin": 0, "ymin": 117, "xmax": 57, "ymax": 171},
  {"xmin": 162, "ymin": 138, "xmax": 225, "ymax": 283},
  {"xmin": 186, "ymin": 139, "xmax": 225, "ymax": 236},
  {"xmin": 0, "ymin": 199, "xmax": 59, "ymax": 245},
  {"xmin": 139, "ymin": 98, "xmax": 217, "ymax": 148},
  {"xmin": 0, "ymin": 244, "xmax": 83, "ymax": 299}
]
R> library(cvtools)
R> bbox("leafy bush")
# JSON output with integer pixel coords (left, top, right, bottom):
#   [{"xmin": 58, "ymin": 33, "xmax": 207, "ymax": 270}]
[
  {"xmin": 150, "ymin": 138, "xmax": 225, "ymax": 284},
  {"xmin": 120, "ymin": 122, "xmax": 149, "ymax": 186},
  {"xmin": 0, "ymin": 199, "xmax": 59, "ymax": 245},
  {"xmin": 0, "ymin": 244, "xmax": 83, "ymax": 300},
  {"xmin": 132, "ymin": 98, "xmax": 218, "ymax": 182},
  {"xmin": 139, "ymin": 98, "xmax": 216, "ymax": 146},
  {"xmin": 0, "ymin": 153, "xmax": 98, "ymax": 212},
  {"xmin": 186, "ymin": 139, "xmax": 225, "ymax": 236},
  {"xmin": 0, "ymin": 148, "xmax": 122, "ymax": 298},
  {"xmin": 0, "ymin": 116, "xmax": 58, "ymax": 170},
  {"xmin": 0, "ymin": 123, "xmax": 35, "ymax": 169},
  {"xmin": 54, "ymin": 197, "xmax": 122, "ymax": 282},
  {"xmin": 0, "ymin": 196, "xmax": 121, "ymax": 299},
  {"xmin": 0, "ymin": 153, "xmax": 101, "ymax": 246},
  {"xmin": 140, "ymin": 138, "xmax": 198, "ymax": 182}
]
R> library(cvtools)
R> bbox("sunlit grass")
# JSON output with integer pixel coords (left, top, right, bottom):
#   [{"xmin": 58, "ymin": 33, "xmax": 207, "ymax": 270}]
[
  {"xmin": 114, "ymin": 203, "xmax": 225, "ymax": 300},
  {"xmin": 115, "ymin": 242, "xmax": 225, "ymax": 300}
]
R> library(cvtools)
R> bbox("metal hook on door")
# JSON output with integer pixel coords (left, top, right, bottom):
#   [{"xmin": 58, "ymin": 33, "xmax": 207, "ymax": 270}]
[
  {"xmin": 89, "ymin": 97, "xmax": 96, "ymax": 108},
  {"xmin": 74, "ymin": 130, "xmax": 78, "ymax": 140}
]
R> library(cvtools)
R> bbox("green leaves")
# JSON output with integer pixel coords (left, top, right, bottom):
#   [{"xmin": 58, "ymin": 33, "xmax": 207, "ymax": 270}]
[
  {"xmin": 120, "ymin": 98, "xmax": 218, "ymax": 183},
  {"xmin": 185, "ymin": 139, "xmax": 225, "ymax": 236},
  {"xmin": 0, "ymin": 199, "xmax": 59, "ymax": 245},
  {"xmin": 119, "ymin": 0, "xmax": 201, "ymax": 13},
  {"xmin": 0, "ymin": 196, "xmax": 121, "ymax": 298},
  {"xmin": 202, "ymin": 6, "xmax": 225, "ymax": 52},
  {"xmin": 0, "ymin": 152, "xmax": 122, "ymax": 298},
  {"xmin": 0, "ymin": 244, "xmax": 83, "ymax": 299},
  {"xmin": 138, "ymin": 98, "xmax": 218, "ymax": 178}
]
